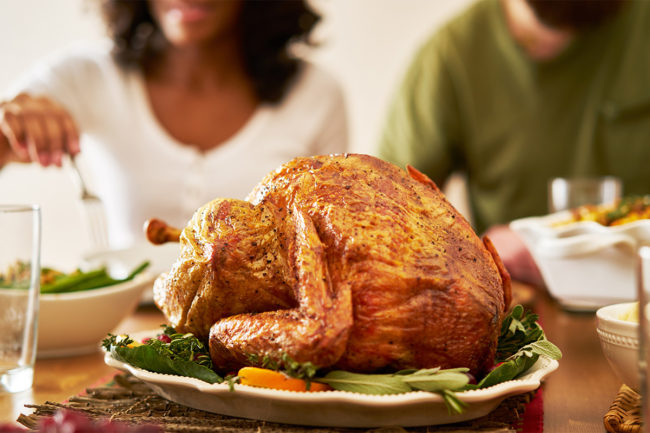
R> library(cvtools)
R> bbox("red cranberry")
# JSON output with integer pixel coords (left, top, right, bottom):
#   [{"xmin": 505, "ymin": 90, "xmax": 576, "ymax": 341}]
[{"xmin": 157, "ymin": 334, "xmax": 172, "ymax": 344}]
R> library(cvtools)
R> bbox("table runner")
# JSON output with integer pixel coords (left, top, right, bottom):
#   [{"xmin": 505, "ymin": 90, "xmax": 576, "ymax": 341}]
[{"xmin": 17, "ymin": 373, "xmax": 543, "ymax": 433}]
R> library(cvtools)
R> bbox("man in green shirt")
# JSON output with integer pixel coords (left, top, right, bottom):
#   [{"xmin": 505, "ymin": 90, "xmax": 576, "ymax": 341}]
[{"xmin": 378, "ymin": 0, "xmax": 650, "ymax": 285}]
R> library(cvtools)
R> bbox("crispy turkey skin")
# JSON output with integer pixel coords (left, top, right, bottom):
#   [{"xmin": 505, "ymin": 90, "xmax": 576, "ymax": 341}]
[{"xmin": 153, "ymin": 154, "xmax": 511, "ymax": 377}]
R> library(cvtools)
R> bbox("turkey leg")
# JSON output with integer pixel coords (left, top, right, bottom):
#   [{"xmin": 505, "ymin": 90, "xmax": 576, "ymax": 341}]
[
  {"xmin": 144, "ymin": 218, "xmax": 181, "ymax": 244},
  {"xmin": 208, "ymin": 204, "xmax": 353, "ymax": 371}
]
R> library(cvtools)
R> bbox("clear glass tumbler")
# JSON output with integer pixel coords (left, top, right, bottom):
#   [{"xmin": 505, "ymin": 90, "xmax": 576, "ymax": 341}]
[
  {"xmin": 639, "ymin": 246, "xmax": 650, "ymax": 429},
  {"xmin": 0, "ymin": 204, "xmax": 41, "ymax": 393},
  {"xmin": 547, "ymin": 176, "xmax": 622, "ymax": 213}
]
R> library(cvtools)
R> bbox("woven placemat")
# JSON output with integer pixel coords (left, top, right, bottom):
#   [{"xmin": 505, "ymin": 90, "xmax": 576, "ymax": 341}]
[
  {"xmin": 17, "ymin": 374, "xmax": 537, "ymax": 433},
  {"xmin": 603, "ymin": 384, "xmax": 642, "ymax": 433}
]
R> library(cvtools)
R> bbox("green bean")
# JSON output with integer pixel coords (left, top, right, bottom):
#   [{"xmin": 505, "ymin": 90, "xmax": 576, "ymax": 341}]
[
  {"xmin": 41, "ymin": 269, "xmax": 108, "ymax": 293},
  {"xmin": 61, "ymin": 274, "xmax": 117, "ymax": 293},
  {"xmin": 40, "ymin": 261, "xmax": 150, "ymax": 294},
  {"xmin": 126, "ymin": 261, "xmax": 150, "ymax": 280}
]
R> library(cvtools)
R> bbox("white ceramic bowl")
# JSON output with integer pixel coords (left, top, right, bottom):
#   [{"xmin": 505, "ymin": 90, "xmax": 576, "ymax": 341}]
[
  {"xmin": 37, "ymin": 272, "xmax": 152, "ymax": 358},
  {"xmin": 510, "ymin": 213, "xmax": 648, "ymax": 311},
  {"xmin": 596, "ymin": 302, "xmax": 639, "ymax": 391}
]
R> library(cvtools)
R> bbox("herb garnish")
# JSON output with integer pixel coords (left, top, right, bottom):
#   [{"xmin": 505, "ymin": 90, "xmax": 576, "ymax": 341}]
[
  {"xmin": 569, "ymin": 194, "xmax": 650, "ymax": 226},
  {"xmin": 102, "ymin": 325, "xmax": 223, "ymax": 384},
  {"xmin": 247, "ymin": 353, "xmax": 319, "ymax": 383},
  {"xmin": 472, "ymin": 305, "xmax": 562, "ymax": 389},
  {"xmin": 316, "ymin": 367, "xmax": 471, "ymax": 413},
  {"xmin": 105, "ymin": 305, "xmax": 561, "ymax": 415},
  {"xmin": 314, "ymin": 305, "xmax": 561, "ymax": 414}
]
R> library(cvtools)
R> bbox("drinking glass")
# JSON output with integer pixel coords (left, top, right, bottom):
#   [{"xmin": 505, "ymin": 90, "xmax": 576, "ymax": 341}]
[
  {"xmin": 0, "ymin": 204, "xmax": 41, "ymax": 393},
  {"xmin": 639, "ymin": 246, "xmax": 650, "ymax": 429},
  {"xmin": 548, "ymin": 176, "xmax": 622, "ymax": 213}
]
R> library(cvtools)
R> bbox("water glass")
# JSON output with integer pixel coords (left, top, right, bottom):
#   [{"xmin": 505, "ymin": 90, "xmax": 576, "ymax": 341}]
[
  {"xmin": 639, "ymin": 246, "xmax": 650, "ymax": 428},
  {"xmin": 548, "ymin": 176, "xmax": 622, "ymax": 213},
  {"xmin": 0, "ymin": 204, "xmax": 41, "ymax": 393}
]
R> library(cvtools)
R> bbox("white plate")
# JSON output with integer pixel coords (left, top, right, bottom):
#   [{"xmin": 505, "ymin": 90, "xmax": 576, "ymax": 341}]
[
  {"xmin": 104, "ymin": 330, "xmax": 558, "ymax": 428},
  {"xmin": 83, "ymin": 243, "xmax": 179, "ymax": 304}
]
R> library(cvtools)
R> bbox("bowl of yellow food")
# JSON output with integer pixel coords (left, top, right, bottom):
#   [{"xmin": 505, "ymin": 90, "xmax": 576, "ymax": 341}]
[
  {"xmin": 511, "ymin": 195, "xmax": 650, "ymax": 311},
  {"xmin": 596, "ymin": 302, "xmax": 639, "ymax": 391},
  {"xmin": 0, "ymin": 261, "xmax": 152, "ymax": 358}
]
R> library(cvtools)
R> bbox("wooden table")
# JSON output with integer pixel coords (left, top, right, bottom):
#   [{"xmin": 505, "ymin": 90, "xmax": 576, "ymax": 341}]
[
  {"xmin": 0, "ymin": 283, "xmax": 623, "ymax": 431},
  {"xmin": 535, "ymin": 288, "xmax": 622, "ymax": 432},
  {"xmin": 0, "ymin": 305, "xmax": 165, "ymax": 426}
]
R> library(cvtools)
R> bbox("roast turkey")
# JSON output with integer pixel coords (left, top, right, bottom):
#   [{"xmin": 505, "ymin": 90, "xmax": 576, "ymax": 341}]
[{"xmin": 151, "ymin": 154, "xmax": 511, "ymax": 377}]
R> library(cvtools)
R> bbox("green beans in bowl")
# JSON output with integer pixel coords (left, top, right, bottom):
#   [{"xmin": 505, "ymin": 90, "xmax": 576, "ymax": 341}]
[{"xmin": 0, "ymin": 261, "xmax": 152, "ymax": 358}]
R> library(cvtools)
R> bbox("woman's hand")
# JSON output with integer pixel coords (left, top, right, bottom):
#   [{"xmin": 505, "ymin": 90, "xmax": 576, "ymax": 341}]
[{"xmin": 0, "ymin": 93, "xmax": 80, "ymax": 168}]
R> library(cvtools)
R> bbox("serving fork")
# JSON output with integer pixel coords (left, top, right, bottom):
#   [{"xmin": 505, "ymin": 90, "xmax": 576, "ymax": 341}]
[{"xmin": 68, "ymin": 155, "xmax": 109, "ymax": 250}]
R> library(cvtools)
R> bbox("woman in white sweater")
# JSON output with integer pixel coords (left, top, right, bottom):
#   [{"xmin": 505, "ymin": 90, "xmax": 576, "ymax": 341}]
[{"xmin": 0, "ymin": 0, "xmax": 348, "ymax": 248}]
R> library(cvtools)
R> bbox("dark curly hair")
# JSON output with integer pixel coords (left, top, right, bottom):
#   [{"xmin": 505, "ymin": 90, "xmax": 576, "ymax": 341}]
[{"xmin": 100, "ymin": 0, "xmax": 320, "ymax": 103}]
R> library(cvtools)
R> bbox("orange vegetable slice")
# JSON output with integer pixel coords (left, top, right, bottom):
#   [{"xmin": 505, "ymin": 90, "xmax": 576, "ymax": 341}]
[{"xmin": 238, "ymin": 367, "xmax": 331, "ymax": 392}]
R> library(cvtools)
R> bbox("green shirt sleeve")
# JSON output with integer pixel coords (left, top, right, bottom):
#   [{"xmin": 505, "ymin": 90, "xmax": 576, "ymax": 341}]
[{"xmin": 377, "ymin": 31, "xmax": 463, "ymax": 188}]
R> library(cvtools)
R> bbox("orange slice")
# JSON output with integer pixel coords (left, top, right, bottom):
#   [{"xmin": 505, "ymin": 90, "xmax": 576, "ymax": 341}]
[{"xmin": 237, "ymin": 367, "xmax": 330, "ymax": 392}]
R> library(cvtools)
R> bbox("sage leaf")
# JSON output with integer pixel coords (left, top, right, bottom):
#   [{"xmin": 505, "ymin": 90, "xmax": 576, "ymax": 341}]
[
  {"xmin": 113, "ymin": 345, "xmax": 176, "ymax": 375},
  {"xmin": 407, "ymin": 368, "xmax": 442, "ymax": 376},
  {"xmin": 476, "ymin": 353, "xmax": 539, "ymax": 389},
  {"xmin": 403, "ymin": 370, "xmax": 469, "ymax": 392},
  {"xmin": 394, "ymin": 369, "xmax": 419, "ymax": 375},
  {"xmin": 528, "ymin": 340, "xmax": 562, "ymax": 360},
  {"xmin": 316, "ymin": 371, "xmax": 412, "ymax": 394},
  {"xmin": 497, "ymin": 304, "xmax": 545, "ymax": 361},
  {"xmin": 442, "ymin": 389, "xmax": 467, "ymax": 415},
  {"xmin": 113, "ymin": 345, "xmax": 223, "ymax": 384}
]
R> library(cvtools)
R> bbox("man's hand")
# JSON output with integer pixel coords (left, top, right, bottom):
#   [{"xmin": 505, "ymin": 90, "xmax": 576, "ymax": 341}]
[
  {"xmin": 484, "ymin": 224, "xmax": 545, "ymax": 289},
  {"xmin": 0, "ymin": 93, "xmax": 80, "ymax": 168}
]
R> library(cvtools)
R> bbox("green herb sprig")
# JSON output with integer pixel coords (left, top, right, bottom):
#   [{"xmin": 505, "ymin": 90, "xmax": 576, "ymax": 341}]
[
  {"xmin": 472, "ymin": 305, "xmax": 562, "ymax": 389},
  {"xmin": 496, "ymin": 304, "xmax": 544, "ymax": 360},
  {"xmin": 247, "ymin": 353, "xmax": 319, "ymax": 382},
  {"xmin": 104, "ymin": 305, "xmax": 561, "ymax": 416},
  {"xmin": 315, "ymin": 367, "xmax": 470, "ymax": 413},
  {"xmin": 316, "ymin": 305, "xmax": 561, "ymax": 414},
  {"xmin": 102, "ymin": 325, "xmax": 222, "ymax": 384},
  {"xmin": 604, "ymin": 195, "xmax": 650, "ymax": 225}
]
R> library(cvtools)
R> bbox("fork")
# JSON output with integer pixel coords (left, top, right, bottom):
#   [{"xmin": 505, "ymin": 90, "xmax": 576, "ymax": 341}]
[{"xmin": 68, "ymin": 155, "xmax": 109, "ymax": 250}]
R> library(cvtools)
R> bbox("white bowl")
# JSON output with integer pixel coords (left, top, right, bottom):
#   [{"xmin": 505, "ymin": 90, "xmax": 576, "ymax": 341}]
[
  {"xmin": 37, "ymin": 272, "xmax": 152, "ymax": 358},
  {"xmin": 83, "ymin": 242, "xmax": 179, "ymax": 304},
  {"xmin": 596, "ymin": 302, "xmax": 639, "ymax": 391},
  {"xmin": 510, "ymin": 212, "xmax": 648, "ymax": 311}
]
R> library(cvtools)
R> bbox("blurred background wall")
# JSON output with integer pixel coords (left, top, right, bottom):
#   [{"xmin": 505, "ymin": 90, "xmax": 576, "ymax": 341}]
[{"xmin": 0, "ymin": 0, "xmax": 473, "ymax": 269}]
